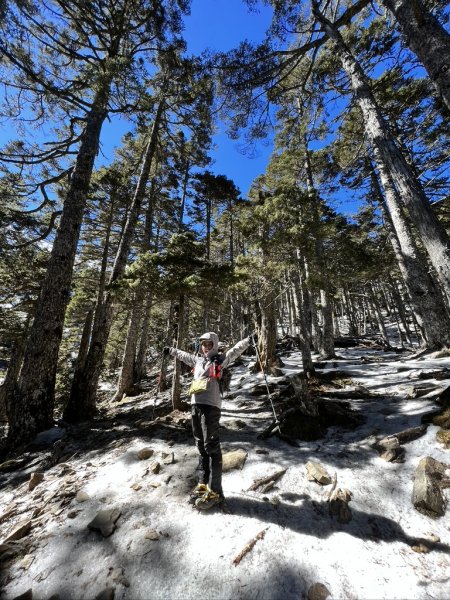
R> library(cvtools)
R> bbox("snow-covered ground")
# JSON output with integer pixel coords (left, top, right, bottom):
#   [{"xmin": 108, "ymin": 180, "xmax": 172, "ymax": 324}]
[{"xmin": 1, "ymin": 345, "xmax": 449, "ymax": 600}]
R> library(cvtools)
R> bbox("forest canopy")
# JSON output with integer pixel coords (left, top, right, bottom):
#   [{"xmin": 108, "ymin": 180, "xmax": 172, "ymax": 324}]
[{"xmin": 0, "ymin": 0, "xmax": 449, "ymax": 451}]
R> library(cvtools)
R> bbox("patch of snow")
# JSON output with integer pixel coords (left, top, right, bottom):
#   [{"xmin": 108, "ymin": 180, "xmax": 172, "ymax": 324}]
[{"xmin": 1, "ymin": 347, "xmax": 449, "ymax": 600}]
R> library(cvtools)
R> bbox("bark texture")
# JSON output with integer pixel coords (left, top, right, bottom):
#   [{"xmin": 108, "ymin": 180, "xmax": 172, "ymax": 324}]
[
  {"xmin": 370, "ymin": 154, "xmax": 450, "ymax": 347},
  {"xmin": 65, "ymin": 102, "xmax": 164, "ymax": 421},
  {"xmin": 7, "ymin": 82, "xmax": 112, "ymax": 444},
  {"xmin": 171, "ymin": 295, "xmax": 187, "ymax": 411},
  {"xmin": 313, "ymin": 6, "xmax": 450, "ymax": 305},
  {"xmin": 382, "ymin": 0, "xmax": 450, "ymax": 111}
]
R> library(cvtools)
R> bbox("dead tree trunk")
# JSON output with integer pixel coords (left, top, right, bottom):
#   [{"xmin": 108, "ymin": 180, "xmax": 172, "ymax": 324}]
[{"xmin": 255, "ymin": 290, "xmax": 279, "ymax": 375}]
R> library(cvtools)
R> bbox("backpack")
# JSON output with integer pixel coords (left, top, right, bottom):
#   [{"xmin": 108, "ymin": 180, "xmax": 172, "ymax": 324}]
[{"xmin": 211, "ymin": 354, "xmax": 231, "ymax": 396}]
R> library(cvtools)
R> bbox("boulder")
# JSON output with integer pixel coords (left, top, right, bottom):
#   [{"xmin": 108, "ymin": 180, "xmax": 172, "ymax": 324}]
[
  {"xmin": 222, "ymin": 449, "xmax": 248, "ymax": 472},
  {"xmin": 137, "ymin": 447, "xmax": 154, "ymax": 460},
  {"xmin": 412, "ymin": 457, "xmax": 447, "ymax": 517}
]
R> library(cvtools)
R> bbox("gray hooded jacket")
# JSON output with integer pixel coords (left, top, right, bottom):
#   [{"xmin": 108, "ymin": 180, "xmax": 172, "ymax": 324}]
[{"xmin": 168, "ymin": 332, "xmax": 250, "ymax": 409}]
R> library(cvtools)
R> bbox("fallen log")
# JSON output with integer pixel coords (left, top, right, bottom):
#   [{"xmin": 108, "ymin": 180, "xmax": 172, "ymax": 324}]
[{"xmin": 376, "ymin": 425, "xmax": 428, "ymax": 452}]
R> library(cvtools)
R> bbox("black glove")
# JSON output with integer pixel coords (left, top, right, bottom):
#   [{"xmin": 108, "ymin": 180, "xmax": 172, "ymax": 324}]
[{"xmin": 163, "ymin": 346, "xmax": 171, "ymax": 356}]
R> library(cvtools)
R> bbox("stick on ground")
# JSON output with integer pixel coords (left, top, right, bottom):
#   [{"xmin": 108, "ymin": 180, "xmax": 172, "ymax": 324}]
[
  {"xmin": 247, "ymin": 469, "xmax": 287, "ymax": 492},
  {"xmin": 232, "ymin": 528, "xmax": 268, "ymax": 566}
]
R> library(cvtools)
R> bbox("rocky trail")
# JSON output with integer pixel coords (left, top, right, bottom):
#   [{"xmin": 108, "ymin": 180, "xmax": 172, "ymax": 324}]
[{"xmin": 1, "ymin": 344, "xmax": 449, "ymax": 600}]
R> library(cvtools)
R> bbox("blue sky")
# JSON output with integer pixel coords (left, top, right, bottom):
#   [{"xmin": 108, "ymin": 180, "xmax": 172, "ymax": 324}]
[
  {"xmin": 184, "ymin": 0, "xmax": 274, "ymax": 196},
  {"xmin": 100, "ymin": 0, "xmax": 274, "ymax": 198},
  {"xmin": 0, "ymin": 0, "xmax": 274, "ymax": 199}
]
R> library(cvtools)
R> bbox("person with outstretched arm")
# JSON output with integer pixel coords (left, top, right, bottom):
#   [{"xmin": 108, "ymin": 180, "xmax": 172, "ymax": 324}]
[{"xmin": 163, "ymin": 331, "xmax": 254, "ymax": 510}]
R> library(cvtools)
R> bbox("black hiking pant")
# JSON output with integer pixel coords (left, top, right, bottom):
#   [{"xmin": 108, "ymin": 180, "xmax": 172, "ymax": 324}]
[{"xmin": 191, "ymin": 404, "xmax": 223, "ymax": 496}]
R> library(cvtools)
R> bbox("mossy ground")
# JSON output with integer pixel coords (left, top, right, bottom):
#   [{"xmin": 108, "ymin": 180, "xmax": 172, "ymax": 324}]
[{"xmin": 432, "ymin": 408, "xmax": 450, "ymax": 447}]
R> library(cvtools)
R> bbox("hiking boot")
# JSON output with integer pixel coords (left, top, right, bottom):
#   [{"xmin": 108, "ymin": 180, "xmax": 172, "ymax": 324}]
[
  {"xmin": 194, "ymin": 489, "xmax": 224, "ymax": 511},
  {"xmin": 188, "ymin": 483, "xmax": 209, "ymax": 505}
]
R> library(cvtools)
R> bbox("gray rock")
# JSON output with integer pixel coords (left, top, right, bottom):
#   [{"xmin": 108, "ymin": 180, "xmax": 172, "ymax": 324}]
[
  {"xmin": 329, "ymin": 488, "xmax": 352, "ymax": 523},
  {"xmin": 308, "ymin": 583, "xmax": 331, "ymax": 600},
  {"xmin": 145, "ymin": 529, "xmax": 160, "ymax": 540},
  {"xmin": 162, "ymin": 452, "xmax": 175, "ymax": 465},
  {"xmin": 110, "ymin": 567, "xmax": 130, "ymax": 587},
  {"xmin": 28, "ymin": 472, "xmax": 44, "ymax": 492},
  {"xmin": 305, "ymin": 461, "xmax": 332, "ymax": 485},
  {"xmin": 76, "ymin": 490, "xmax": 90, "ymax": 503},
  {"xmin": 0, "ymin": 541, "xmax": 25, "ymax": 560},
  {"xmin": 87, "ymin": 509, "xmax": 121, "ymax": 537},
  {"xmin": 137, "ymin": 447, "xmax": 154, "ymax": 460},
  {"xmin": 380, "ymin": 447, "xmax": 406, "ymax": 463},
  {"xmin": 412, "ymin": 457, "xmax": 447, "ymax": 517},
  {"xmin": 95, "ymin": 588, "xmax": 115, "ymax": 600},
  {"xmin": 149, "ymin": 461, "xmax": 161, "ymax": 474},
  {"xmin": 5, "ymin": 520, "xmax": 32, "ymax": 542},
  {"xmin": 222, "ymin": 449, "xmax": 248, "ymax": 472}
]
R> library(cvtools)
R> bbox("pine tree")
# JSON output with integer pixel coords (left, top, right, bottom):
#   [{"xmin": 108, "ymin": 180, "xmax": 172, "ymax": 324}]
[{"xmin": 1, "ymin": 0, "xmax": 190, "ymax": 448}]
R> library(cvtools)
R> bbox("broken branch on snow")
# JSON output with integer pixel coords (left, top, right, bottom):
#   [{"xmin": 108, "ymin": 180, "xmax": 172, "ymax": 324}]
[
  {"xmin": 232, "ymin": 528, "xmax": 268, "ymax": 566},
  {"xmin": 247, "ymin": 469, "xmax": 287, "ymax": 492}
]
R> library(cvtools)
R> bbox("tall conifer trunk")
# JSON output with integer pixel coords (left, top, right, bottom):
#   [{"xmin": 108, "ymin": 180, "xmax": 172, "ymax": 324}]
[
  {"xmin": 313, "ymin": 5, "xmax": 450, "ymax": 304},
  {"xmin": 370, "ymin": 155, "xmax": 450, "ymax": 347},
  {"xmin": 381, "ymin": 0, "xmax": 450, "ymax": 111},
  {"xmin": 303, "ymin": 139, "xmax": 335, "ymax": 358},
  {"xmin": 135, "ymin": 295, "xmax": 153, "ymax": 381},
  {"xmin": 171, "ymin": 295, "xmax": 187, "ymax": 411},
  {"xmin": 114, "ymin": 174, "xmax": 159, "ymax": 399},
  {"xmin": 292, "ymin": 265, "xmax": 315, "ymax": 377},
  {"xmin": 255, "ymin": 291, "xmax": 278, "ymax": 375},
  {"xmin": 65, "ymin": 102, "xmax": 164, "ymax": 421},
  {"xmin": 7, "ymin": 80, "xmax": 114, "ymax": 444},
  {"xmin": 113, "ymin": 289, "xmax": 145, "ymax": 402}
]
